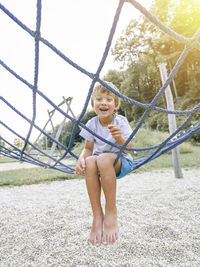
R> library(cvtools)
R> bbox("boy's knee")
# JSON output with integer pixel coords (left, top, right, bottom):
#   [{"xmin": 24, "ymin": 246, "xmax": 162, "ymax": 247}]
[
  {"xmin": 96, "ymin": 153, "xmax": 115, "ymax": 169},
  {"xmin": 85, "ymin": 156, "xmax": 97, "ymax": 169}
]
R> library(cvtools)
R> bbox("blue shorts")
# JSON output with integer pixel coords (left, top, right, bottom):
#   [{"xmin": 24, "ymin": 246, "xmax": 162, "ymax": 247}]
[{"xmin": 116, "ymin": 155, "xmax": 134, "ymax": 179}]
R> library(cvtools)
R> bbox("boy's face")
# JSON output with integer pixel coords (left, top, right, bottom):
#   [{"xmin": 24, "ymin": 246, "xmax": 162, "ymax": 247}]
[{"xmin": 93, "ymin": 91, "xmax": 116, "ymax": 119}]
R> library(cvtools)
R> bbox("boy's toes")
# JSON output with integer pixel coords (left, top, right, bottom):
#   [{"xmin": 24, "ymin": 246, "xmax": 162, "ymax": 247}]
[
  {"xmin": 107, "ymin": 233, "xmax": 114, "ymax": 245},
  {"xmin": 90, "ymin": 234, "xmax": 101, "ymax": 247},
  {"xmin": 102, "ymin": 231, "xmax": 118, "ymax": 245},
  {"xmin": 102, "ymin": 234, "xmax": 108, "ymax": 246},
  {"xmin": 108, "ymin": 234, "xmax": 115, "ymax": 245},
  {"xmin": 95, "ymin": 237, "xmax": 101, "ymax": 247}
]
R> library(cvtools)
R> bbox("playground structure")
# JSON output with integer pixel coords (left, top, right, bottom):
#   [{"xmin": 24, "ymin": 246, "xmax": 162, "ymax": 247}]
[
  {"xmin": 0, "ymin": 0, "xmax": 200, "ymax": 175},
  {"xmin": 27, "ymin": 97, "xmax": 76, "ymax": 163}
]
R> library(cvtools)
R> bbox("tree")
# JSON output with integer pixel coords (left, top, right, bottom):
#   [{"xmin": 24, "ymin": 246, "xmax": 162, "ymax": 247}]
[
  {"xmin": 110, "ymin": 0, "xmax": 200, "ymax": 135},
  {"xmin": 151, "ymin": 0, "xmax": 200, "ymax": 97}
]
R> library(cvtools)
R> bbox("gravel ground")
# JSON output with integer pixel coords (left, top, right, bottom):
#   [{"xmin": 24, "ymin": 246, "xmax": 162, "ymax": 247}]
[{"xmin": 0, "ymin": 169, "xmax": 199, "ymax": 267}]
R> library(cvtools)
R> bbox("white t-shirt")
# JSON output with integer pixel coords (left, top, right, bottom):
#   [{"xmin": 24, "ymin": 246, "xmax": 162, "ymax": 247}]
[{"xmin": 80, "ymin": 114, "xmax": 133, "ymax": 162}]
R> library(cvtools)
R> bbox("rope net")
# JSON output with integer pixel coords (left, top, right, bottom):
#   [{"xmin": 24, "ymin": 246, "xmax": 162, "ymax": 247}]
[{"xmin": 0, "ymin": 0, "xmax": 200, "ymax": 174}]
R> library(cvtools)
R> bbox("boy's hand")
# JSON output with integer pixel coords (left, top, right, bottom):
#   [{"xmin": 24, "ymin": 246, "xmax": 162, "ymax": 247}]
[
  {"xmin": 108, "ymin": 124, "xmax": 122, "ymax": 141},
  {"xmin": 75, "ymin": 157, "xmax": 86, "ymax": 176}
]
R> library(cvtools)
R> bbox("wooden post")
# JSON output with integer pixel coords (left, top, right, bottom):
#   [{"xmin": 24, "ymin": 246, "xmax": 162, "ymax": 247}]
[
  {"xmin": 47, "ymin": 117, "xmax": 66, "ymax": 165},
  {"xmin": 47, "ymin": 97, "xmax": 77, "ymax": 165},
  {"xmin": 159, "ymin": 63, "xmax": 183, "ymax": 178},
  {"xmin": 27, "ymin": 109, "xmax": 55, "ymax": 153}
]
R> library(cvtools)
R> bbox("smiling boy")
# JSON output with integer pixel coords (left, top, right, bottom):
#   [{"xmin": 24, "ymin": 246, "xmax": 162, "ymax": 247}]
[{"xmin": 75, "ymin": 82, "xmax": 134, "ymax": 246}]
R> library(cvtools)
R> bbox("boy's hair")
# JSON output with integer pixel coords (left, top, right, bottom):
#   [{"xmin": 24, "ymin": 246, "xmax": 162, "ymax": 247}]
[{"xmin": 91, "ymin": 82, "xmax": 120, "ymax": 110}]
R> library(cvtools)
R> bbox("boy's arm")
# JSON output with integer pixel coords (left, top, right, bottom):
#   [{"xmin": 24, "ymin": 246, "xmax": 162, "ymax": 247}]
[
  {"xmin": 75, "ymin": 140, "xmax": 93, "ymax": 176},
  {"xmin": 108, "ymin": 124, "xmax": 133, "ymax": 151}
]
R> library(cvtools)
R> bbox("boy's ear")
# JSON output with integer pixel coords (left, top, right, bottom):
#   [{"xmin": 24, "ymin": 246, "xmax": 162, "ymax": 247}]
[
  {"xmin": 115, "ymin": 104, "xmax": 119, "ymax": 110},
  {"xmin": 114, "ymin": 107, "xmax": 118, "ymax": 113}
]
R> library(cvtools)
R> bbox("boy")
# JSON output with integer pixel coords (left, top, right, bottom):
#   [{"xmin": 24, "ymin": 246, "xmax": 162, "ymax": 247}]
[{"xmin": 75, "ymin": 82, "xmax": 134, "ymax": 246}]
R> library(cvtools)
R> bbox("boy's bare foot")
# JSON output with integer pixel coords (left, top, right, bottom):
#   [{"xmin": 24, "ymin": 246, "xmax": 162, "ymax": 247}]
[
  {"xmin": 90, "ymin": 215, "xmax": 104, "ymax": 246},
  {"xmin": 102, "ymin": 211, "xmax": 119, "ymax": 245}
]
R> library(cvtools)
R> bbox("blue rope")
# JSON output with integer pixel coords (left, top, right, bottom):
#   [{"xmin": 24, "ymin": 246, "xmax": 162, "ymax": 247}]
[
  {"xmin": 0, "ymin": 0, "xmax": 200, "ymax": 174},
  {"xmin": 20, "ymin": 0, "xmax": 42, "ymax": 160}
]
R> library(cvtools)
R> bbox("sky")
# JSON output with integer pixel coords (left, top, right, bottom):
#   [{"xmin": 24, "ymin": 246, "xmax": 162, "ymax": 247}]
[{"xmin": 0, "ymin": 0, "xmax": 152, "ymax": 143}]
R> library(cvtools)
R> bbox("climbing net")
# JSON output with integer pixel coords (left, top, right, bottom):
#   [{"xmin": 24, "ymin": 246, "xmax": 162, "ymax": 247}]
[{"xmin": 0, "ymin": 0, "xmax": 200, "ymax": 174}]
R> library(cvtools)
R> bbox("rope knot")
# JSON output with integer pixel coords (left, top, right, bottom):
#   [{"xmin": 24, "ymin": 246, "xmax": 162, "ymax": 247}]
[
  {"xmin": 185, "ymin": 37, "xmax": 200, "ymax": 50},
  {"xmin": 33, "ymin": 30, "xmax": 41, "ymax": 41}
]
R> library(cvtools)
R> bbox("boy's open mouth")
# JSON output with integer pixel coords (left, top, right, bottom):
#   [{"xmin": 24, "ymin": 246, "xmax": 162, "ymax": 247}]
[{"xmin": 100, "ymin": 108, "xmax": 108, "ymax": 111}]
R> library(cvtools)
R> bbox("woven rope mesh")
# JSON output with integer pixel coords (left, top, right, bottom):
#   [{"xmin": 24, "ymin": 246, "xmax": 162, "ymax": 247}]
[{"xmin": 0, "ymin": 0, "xmax": 200, "ymax": 174}]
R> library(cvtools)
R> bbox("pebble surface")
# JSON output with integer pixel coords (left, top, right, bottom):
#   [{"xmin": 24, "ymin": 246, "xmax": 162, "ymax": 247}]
[{"xmin": 0, "ymin": 169, "xmax": 200, "ymax": 266}]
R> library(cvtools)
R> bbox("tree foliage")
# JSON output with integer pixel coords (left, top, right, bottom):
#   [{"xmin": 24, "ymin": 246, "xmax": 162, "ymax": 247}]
[{"xmin": 108, "ymin": 0, "xmax": 200, "ymax": 141}]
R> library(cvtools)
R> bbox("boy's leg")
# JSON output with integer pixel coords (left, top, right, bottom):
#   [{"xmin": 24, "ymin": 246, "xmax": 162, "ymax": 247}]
[
  {"xmin": 96, "ymin": 153, "xmax": 121, "ymax": 245},
  {"xmin": 85, "ymin": 156, "xmax": 104, "ymax": 246}
]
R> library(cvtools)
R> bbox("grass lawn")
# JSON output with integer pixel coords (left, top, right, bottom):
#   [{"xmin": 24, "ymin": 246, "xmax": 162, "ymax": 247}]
[
  {"xmin": 134, "ymin": 146, "xmax": 200, "ymax": 172},
  {"xmin": 0, "ymin": 167, "xmax": 77, "ymax": 187},
  {"xmin": 0, "ymin": 157, "xmax": 18, "ymax": 163}
]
